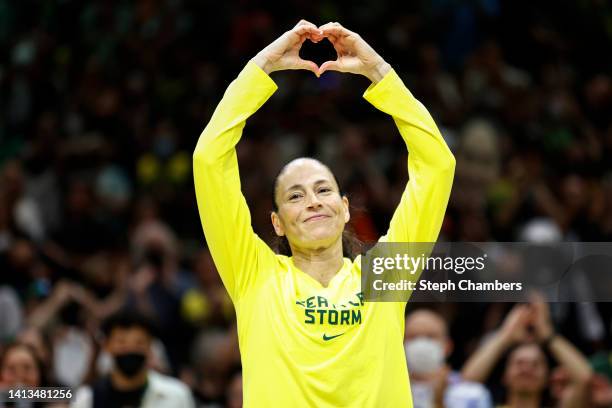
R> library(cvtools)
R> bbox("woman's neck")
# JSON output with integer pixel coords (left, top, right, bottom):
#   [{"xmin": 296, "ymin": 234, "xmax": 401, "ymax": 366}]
[{"xmin": 291, "ymin": 238, "xmax": 344, "ymax": 287}]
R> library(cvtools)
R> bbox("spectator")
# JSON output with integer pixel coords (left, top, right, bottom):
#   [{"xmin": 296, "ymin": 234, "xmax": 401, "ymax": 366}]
[
  {"xmin": 0, "ymin": 286, "xmax": 23, "ymax": 342},
  {"xmin": 225, "ymin": 368, "xmax": 243, "ymax": 408},
  {"xmin": 462, "ymin": 296, "xmax": 593, "ymax": 408},
  {"xmin": 0, "ymin": 342, "xmax": 45, "ymax": 388},
  {"xmin": 0, "ymin": 160, "xmax": 45, "ymax": 242},
  {"xmin": 405, "ymin": 308, "xmax": 492, "ymax": 407},
  {"xmin": 189, "ymin": 329, "xmax": 238, "ymax": 407},
  {"xmin": 0, "ymin": 342, "xmax": 50, "ymax": 408},
  {"xmin": 71, "ymin": 311, "xmax": 194, "ymax": 408}
]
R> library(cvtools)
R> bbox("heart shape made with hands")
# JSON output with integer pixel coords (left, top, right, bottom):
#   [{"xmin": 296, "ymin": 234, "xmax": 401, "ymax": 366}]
[
  {"xmin": 299, "ymin": 37, "xmax": 338, "ymax": 72},
  {"xmin": 256, "ymin": 21, "xmax": 387, "ymax": 81},
  {"xmin": 291, "ymin": 22, "xmax": 383, "ymax": 79}
]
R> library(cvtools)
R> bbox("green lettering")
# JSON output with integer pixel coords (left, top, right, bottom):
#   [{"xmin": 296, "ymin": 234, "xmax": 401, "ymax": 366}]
[
  {"xmin": 306, "ymin": 296, "xmax": 316, "ymax": 308},
  {"xmin": 351, "ymin": 309, "xmax": 362, "ymax": 324},
  {"xmin": 318, "ymin": 296, "xmax": 328, "ymax": 308},
  {"xmin": 317, "ymin": 309, "xmax": 327, "ymax": 324},
  {"xmin": 329, "ymin": 310, "xmax": 338, "ymax": 325},
  {"xmin": 305, "ymin": 309, "xmax": 315, "ymax": 324},
  {"xmin": 340, "ymin": 310, "xmax": 350, "ymax": 325},
  {"xmin": 356, "ymin": 292, "xmax": 364, "ymax": 306}
]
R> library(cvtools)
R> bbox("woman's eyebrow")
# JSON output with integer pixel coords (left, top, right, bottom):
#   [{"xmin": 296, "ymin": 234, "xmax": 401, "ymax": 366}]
[
  {"xmin": 313, "ymin": 179, "xmax": 331, "ymax": 186},
  {"xmin": 285, "ymin": 179, "xmax": 330, "ymax": 192},
  {"xmin": 285, "ymin": 183, "xmax": 305, "ymax": 192}
]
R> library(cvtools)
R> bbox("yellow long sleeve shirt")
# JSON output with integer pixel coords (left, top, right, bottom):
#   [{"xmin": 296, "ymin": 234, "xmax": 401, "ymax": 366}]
[{"xmin": 193, "ymin": 61, "xmax": 455, "ymax": 407}]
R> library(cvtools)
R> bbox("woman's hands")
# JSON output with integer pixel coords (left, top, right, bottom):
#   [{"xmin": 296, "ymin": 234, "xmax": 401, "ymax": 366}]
[
  {"xmin": 498, "ymin": 294, "xmax": 555, "ymax": 346},
  {"xmin": 252, "ymin": 20, "xmax": 391, "ymax": 83},
  {"xmin": 529, "ymin": 292, "xmax": 555, "ymax": 341},
  {"xmin": 498, "ymin": 304, "xmax": 534, "ymax": 346}
]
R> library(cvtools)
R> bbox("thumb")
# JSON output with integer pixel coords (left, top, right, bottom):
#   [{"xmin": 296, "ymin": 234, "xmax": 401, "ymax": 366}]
[
  {"xmin": 319, "ymin": 60, "xmax": 341, "ymax": 75},
  {"xmin": 295, "ymin": 58, "xmax": 319, "ymax": 76}
]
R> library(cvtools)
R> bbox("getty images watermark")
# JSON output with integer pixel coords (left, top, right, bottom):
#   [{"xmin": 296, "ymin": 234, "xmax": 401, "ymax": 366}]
[
  {"xmin": 361, "ymin": 242, "xmax": 612, "ymax": 302},
  {"xmin": 370, "ymin": 251, "xmax": 520, "ymax": 292}
]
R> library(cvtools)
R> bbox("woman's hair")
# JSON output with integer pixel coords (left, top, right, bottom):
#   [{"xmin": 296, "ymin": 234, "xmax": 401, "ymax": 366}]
[{"xmin": 271, "ymin": 159, "xmax": 362, "ymax": 259}]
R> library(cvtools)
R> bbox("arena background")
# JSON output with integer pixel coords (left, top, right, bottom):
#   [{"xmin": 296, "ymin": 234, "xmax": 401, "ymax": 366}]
[{"xmin": 1, "ymin": 0, "xmax": 612, "ymax": 406}]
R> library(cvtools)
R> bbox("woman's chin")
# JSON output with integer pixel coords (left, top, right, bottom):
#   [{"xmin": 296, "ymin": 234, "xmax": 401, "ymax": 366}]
[{"xmin": 303, "ymin": 231, "xmax": 341, "ymax": 248}]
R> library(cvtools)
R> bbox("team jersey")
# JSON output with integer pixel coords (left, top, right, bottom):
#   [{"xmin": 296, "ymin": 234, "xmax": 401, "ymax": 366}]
[{"xmin": 193, "ymin": 61, "xmax": 455, "ymax": 407}]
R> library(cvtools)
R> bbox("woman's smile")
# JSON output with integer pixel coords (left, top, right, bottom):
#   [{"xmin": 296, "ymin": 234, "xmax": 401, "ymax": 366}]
[{"xmin": 304, "ymin": 214, "xmax": 330, "ymax": 222}]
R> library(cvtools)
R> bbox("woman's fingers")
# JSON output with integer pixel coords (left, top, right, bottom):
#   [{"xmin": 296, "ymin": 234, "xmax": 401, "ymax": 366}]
[
  {"xmin": 319, "ymin": 24, "xmax": 357, "ymax": 55},
  {"xmin": 319, "ymin": 22, "xmax": 356, "ymax": 37},
  {"xmin": 295, "ymin": 19, "xmax": 324, "ymax": 42},
  {"xmin": 293, "ymin": 25, "xmax": 323, "ymax": 40},
  {"xmin": 263, "ymin": 20, "xmax": 368, "ymax": 76},
  {"xmin": 294, "ymin": 19, "xmax": 316, "ymax": 28},
  {"xmin": 294, "ymin": 58, "xmax": 320, "ymax": 76},
  {"xmin": 319, "ymin": 22, "xmax": 343, "ymax": 31},
  {"xmin": 320, "ymin": 26, "xmax": 345, "ymax": 37},
  {"xmin": 318, "ymin": 32, "xmax": 346, "ymax": 58},
  {"xmin": 318, "ymin": 60, "xmax": 341, "ymax": 75}
]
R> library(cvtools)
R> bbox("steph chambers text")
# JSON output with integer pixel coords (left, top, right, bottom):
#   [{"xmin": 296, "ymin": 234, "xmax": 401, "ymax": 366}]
[{"xmin": 372, "ymin": 279, "xmax": 523, "ymax": 292}]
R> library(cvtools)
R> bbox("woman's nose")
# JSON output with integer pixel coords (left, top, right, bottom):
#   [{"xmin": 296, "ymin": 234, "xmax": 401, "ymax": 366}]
[{"xmin": 306, "ymin": 191, "xmax": 322, "ymax": 208}]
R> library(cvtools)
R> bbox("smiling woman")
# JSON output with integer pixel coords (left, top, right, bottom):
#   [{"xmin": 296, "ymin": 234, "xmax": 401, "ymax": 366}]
[
  {"xmin": 271, "ymin": 158, "xmax": 362, "ymax": 265},
  {"xmin": 193, "ymin": 19, "xmax": 455, "ymax": 407}
]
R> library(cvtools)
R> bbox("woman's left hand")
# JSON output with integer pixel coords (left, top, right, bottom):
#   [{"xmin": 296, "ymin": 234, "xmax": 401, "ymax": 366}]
[
  {"xmin": 529, "ymin": 292, "xmax": 555, "ymax": 341},
  {"xmin": 318, "ymin": 22, "xmax": 391, "ymax": 83}
]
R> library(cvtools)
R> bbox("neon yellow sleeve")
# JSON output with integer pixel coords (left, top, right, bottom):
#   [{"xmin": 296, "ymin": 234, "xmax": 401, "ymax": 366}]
[
  {"xmin": 363, "ymin": 69, "xmax": 456, "ymax": 244},
  {"xmin": 193, "ymin": 61, "xmax": 279, "ymax": 302}
]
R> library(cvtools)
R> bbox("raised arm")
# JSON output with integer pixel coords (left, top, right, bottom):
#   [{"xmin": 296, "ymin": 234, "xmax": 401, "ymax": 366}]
[
  {"xmin": 462, "ymin": 297, "xmax": 594, "ymax": 403},
  {"xmin": 530, "ymin": 295, "xmax": 592, "ymax": 408},
  {"xmin": 367, "ymin": 78, "xmax": 455, "ymax": 243},
  {"xmin": 193, "ymin": 21, "xmax": 322, "ymax": 301},
  {"xmin": 461, "ymin": 304, "xmax": 533, "ymax": 382},
  {"xmin": 318, "ymin": 22, "xmax": 455, "ymax": 244}
]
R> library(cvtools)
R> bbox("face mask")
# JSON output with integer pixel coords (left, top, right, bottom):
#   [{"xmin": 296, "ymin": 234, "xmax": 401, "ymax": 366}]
[
  {"xmin": 404, "ymin": 337, "xmax": 444, "ymax": 375},
  {"xmin": 114, "ymin": 352, "xmax": 147, "ymax": 377},
  {"xmin": 97, "ymin": 350, "xmax": 113, "ymax": 376},
  {"xmin": 53, "ymin": 327, "xmax": 93, "ymax": 387}
]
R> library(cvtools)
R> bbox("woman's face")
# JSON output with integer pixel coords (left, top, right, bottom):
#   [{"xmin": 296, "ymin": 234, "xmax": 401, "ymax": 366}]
[
  {"xmin": 503, "ymin": 344, "xmax": 548, "ymax": 394},
  {"xmin": 272, "ymin": 159, "xmax": 349, "ymax": 251},
  {"xmin": 0, "ymin": 346, "xmax": 41, "ymax": 387}
]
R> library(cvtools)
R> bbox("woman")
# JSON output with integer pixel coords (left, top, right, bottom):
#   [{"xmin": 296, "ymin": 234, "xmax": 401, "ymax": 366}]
[
  {"xmin": 461, "ymin": 299, "xmax": 593, "ymax": 408},
  {"xmin": 0, "ymin": 342, "xmax": 50, "ymax": 408},
  {"xmin": 0, "ymin": 343, "xmax": 46, "ymax": 389},
  {"xmin": 193, "ymin": 20, "xmax": 455, "ymax": 407}
]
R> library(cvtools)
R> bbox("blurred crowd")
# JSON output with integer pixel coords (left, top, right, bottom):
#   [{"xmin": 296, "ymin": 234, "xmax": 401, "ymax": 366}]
[{"xmin": 1, "ymin": 0, "xmax": 612, "ymax": 407}]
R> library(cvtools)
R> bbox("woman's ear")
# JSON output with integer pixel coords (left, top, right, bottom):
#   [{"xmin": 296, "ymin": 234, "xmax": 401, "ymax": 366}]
[
  {"xmin": 342, "ymin": 196, "xmax": 350, "ymax": 223},
  {"xmin": 271, "ymin": 212, "xmax": 285, "ymax": 236}
]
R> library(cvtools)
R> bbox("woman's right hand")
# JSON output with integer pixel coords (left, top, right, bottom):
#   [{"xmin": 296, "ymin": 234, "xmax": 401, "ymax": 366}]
[
  {"xmin": 499, "ymin": 304, "xmax": 533, "ymax": 345},
  {"xmin": 251, "ymin": 20, "xmax": 323, "ymax": 76}
]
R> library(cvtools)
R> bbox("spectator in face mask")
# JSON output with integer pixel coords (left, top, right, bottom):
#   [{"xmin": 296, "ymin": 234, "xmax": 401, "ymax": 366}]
[
  {"xmin": 71, "ymin": 311, "xmax": 194, "ymax": 408},
  {"xmin": 404, "ymin": 309, "xmax": 492, "ymax": 408}
]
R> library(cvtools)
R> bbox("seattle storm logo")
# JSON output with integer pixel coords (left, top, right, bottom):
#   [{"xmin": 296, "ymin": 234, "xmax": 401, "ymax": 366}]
[{"xmin": 295, "ymin": 292, "xmax": 364, "ymax": 326}]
